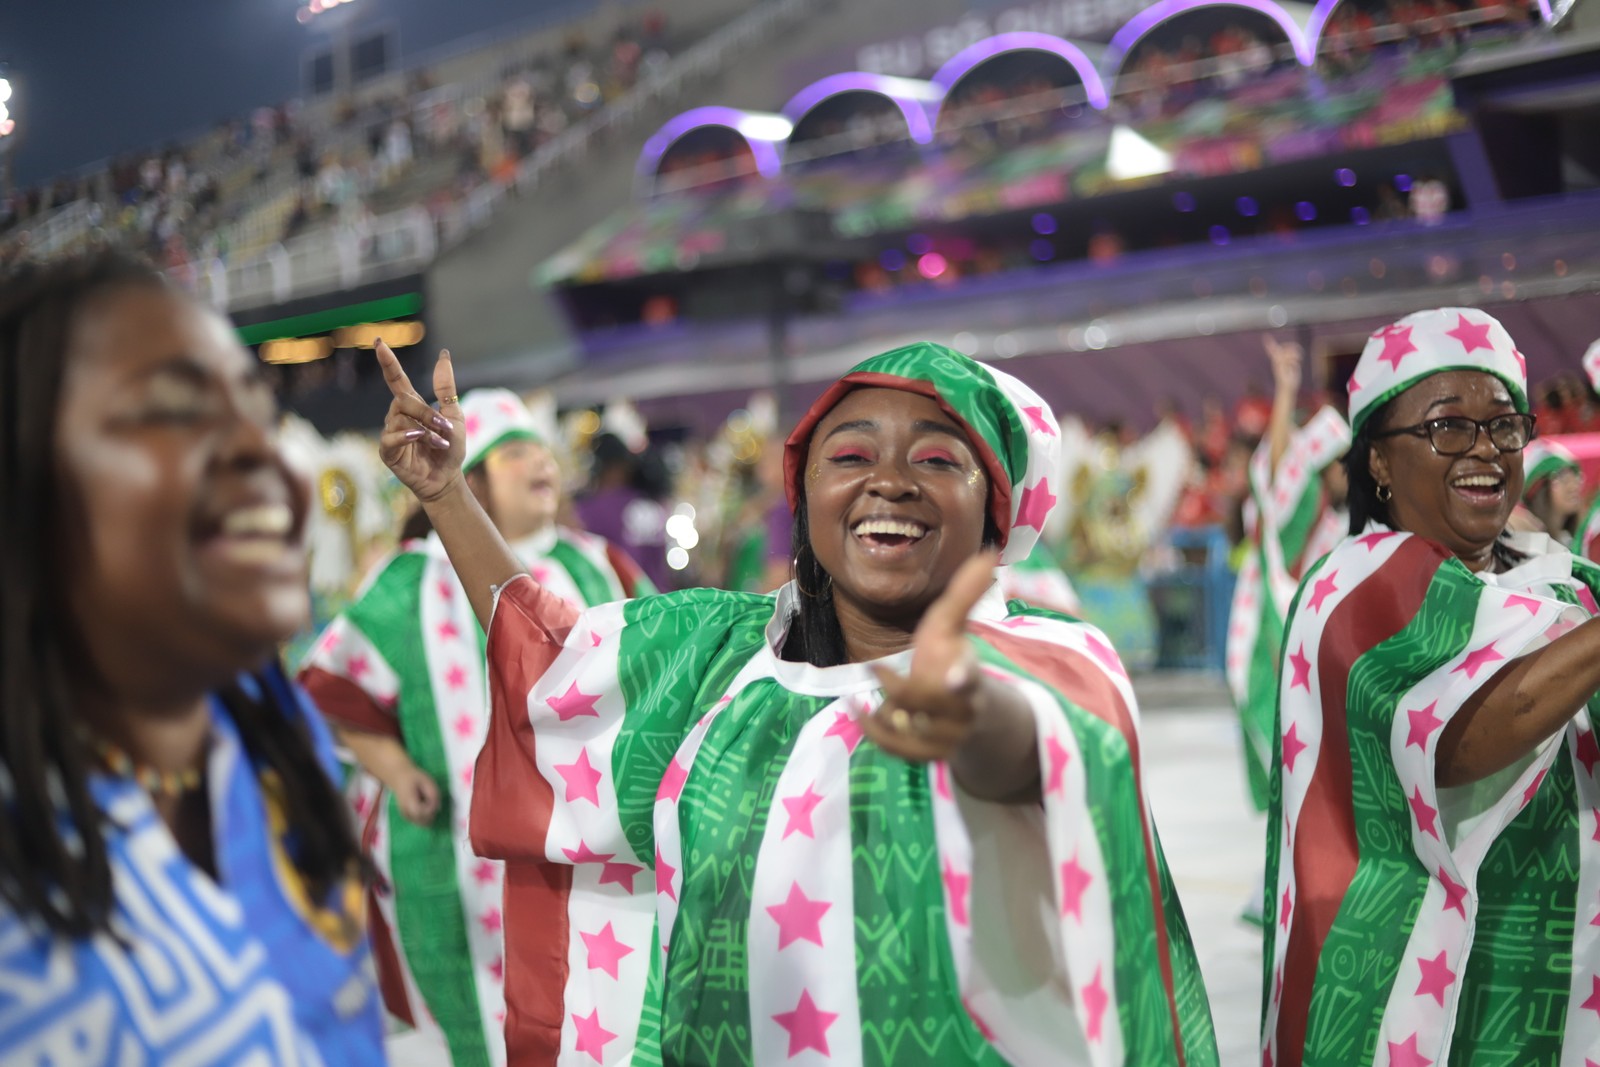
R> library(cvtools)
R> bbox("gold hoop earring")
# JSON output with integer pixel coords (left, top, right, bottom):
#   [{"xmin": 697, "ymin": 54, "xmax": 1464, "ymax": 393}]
[
  {"xmin": 1376, "ymin": 484, "xmax": 1393, "ymax": 502},
  {"xmin": 795, "ymin": 563, "xmax": 832, "ymax": 599}
]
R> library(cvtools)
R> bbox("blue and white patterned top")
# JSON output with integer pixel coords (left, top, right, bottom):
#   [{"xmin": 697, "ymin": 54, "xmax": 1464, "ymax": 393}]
[{"xmin": 0, "ymin": 667, "xmax": 385, "ymax": 1066}]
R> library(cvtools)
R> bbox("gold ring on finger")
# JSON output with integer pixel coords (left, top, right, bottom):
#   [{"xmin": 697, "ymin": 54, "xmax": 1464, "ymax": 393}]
[
  {"xmin": 889, "ymin": 707, "xmax": 912, "ymax": 733},
  {"xmin": 438, "ymin": 394, "xmax": 459, "ymax": 406}
]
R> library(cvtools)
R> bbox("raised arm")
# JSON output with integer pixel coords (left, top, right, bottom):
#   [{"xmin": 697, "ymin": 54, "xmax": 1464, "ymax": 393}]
[
  {"xmin": 1263, "ymin": 333, "xmax": 1303, "ymax": 475},
  {"xmin": 374, "ymin": 341, "xmax": 522, "ymax": 631},
  {"xmin": 1437, "ymin": 616, "xmax": 1600, "ymax": 786}
]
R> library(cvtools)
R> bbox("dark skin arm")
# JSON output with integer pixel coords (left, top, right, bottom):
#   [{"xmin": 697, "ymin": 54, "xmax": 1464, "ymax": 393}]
[
  {"xmin": 864, "ymin": 554, "xmax": 1042, "ymax": 804},
  {"xmin": 1436, "ymin": 616, "xmax": 1600, "ymax": 787}
]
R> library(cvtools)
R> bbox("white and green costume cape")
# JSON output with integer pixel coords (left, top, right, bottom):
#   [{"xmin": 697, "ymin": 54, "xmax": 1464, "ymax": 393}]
[
  {"xmin": 1225, "ymin": 408, "xmax": 1349, "ymax": 811},
  {"xmin": 299, "ymin": 389, "xmax": 652, "ymax": 1067},
  {"xmin": 1262, "ymin": 309, "xmax": 1600, "ymax": 1065},
  {"xmin": 1262, "ymin": 527, "xmax": 1600, "ymax": 1066},
  {"xmin": 469, "ymin": 344, "xmax": 1218, "ymax": 1066}
]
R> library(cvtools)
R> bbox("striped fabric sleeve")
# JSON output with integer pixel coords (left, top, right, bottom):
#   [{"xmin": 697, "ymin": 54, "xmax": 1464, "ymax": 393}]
[
  {"xmin": 298, "ymin": 614, "xmax": 404, "ymax": 738},
  {"xmin": 931, "ymin": 613, "xmax": 1219, "ymax": 1067},
  {"xmin": 1262, "ymin": 531, "xmax": 1585, "ymax": 1067},
  {"xmin": 605, "ymin": 541, "xmax": 656, "ymax": 598}
]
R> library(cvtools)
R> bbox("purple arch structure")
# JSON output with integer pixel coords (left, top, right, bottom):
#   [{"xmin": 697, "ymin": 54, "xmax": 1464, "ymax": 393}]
[
  {"xmin": 930, "ymin": 31, "xmax": 1111, "ymax": 113},
  {"xmin": 635, "ymin": 106, "xmax": 789, "ymax": 183},
  {"xmin": 1101, "ymin": 0, "xmax": 1315, "ymax": 89},
  {"xmin": 781, "ymin": 72, "xmax": 944, "ymax": 146},
  {"xmin": 1305, "ymin": 0, "xmax": 1554, "ymax": 49}
]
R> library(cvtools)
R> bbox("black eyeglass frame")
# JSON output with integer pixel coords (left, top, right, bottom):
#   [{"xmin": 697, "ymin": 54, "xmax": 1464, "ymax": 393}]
[{"xmin": 1370, "ymin": 413, "xmax": 1538, "ymax": 456}]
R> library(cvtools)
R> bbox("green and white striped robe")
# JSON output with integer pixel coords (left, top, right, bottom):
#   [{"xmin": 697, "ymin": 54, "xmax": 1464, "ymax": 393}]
[
  {"xmin": 471, "ymin": 575, "xmax": 1219, "ymax": 1067},
  {"xmin": 299, "ymin": 528, "xmax": 650, "ymax": 1067}
]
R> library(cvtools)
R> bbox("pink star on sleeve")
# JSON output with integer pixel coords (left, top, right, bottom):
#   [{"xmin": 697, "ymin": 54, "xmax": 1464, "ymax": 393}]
[
  {"xmin": 941, "ymin": 860, "xmax": 971, "ymax": 927},
  {"xmin": 657, "ymin": 759, "xmax": 688, "ymax": 803},
  {"xmin": 1387, "ymin": 1033, "xmax": 1433, "ymax": 1067},
  {"xmin": 347, "ymin": 654, "xmax": 370, "ymax": 680},
  {"xmin": 445, "ymin": 664, "xmax": 468, "ymax": 690},
  {"xmin": 765, "ymin": 882, "xmax": 831, "ymax": 949},
  {"xmin": 772, "ymin": 991, "xmax": 839, "ymax": 1057},
  {"xmin": 562, "ymin": 839, "xmax": 614, "ymax": 865},
  {"xmin": 781, "ymin": 783, "xmax": 824, "ymax": 839},
  {"xmin": 1060, "ymin": 853, "xmax": 1092, "ymax": 920},
  {"xmin": 598, "ymin": 861, "xmax": 643, "ymax": 889},
  {"xmin": 655, "ymin": 848, "xmax": 678, "ymax": 901},
  {"xmin": 1584, "ymin": 976, "xmax": 1600, "ymax": 1018},
  {"xmin": 1306, "ymin": 571, "xmax": 1340, "ymax": 613},
  {"xmin": 571, "ymin": 1009, "xmax": 617, "ymax": 1062},
  {"xmin": 1436, "ymin": 867, "xmax": 1468, "ymax": 916},
  {"xmin": 437, "ymin": 620, "xmax": 460, "ymax": 640},
  {"xmin": 555, "ymin": 749, "xmax": 604, "ymax": 806},
  {"xmin": 581, "ymin": 922, "xmax": 635, "ymax": 979},
  {"xmin": 1083, "ymin": 633, "xmax": 1126, "ymax": 678},
  {"xmin": 1414, "ymin": 949, "xmax": 1456, "ymax": 1006},
  {"xmin": 1022, "ymin": 405, "xmax": 1057, "ymax": 436},
  {"xmin": 1504, "ymin": 593, "xmax": 1541, "ymax": 615},
  {"xmin": 823, "ymin": 709, "xmax": 863, "ymax": 754},
  {"xmin": 1281, "ymin": 723, "xmax": 1308, "ymax": 773},
  {"xmin": 547, "ymin": 682, "xmax": 602, "ymax": 721},
  {"xmin": 1452, "ymin": 642, "xmax": 1504, "ymax": 680},
  {"xmin": 1409, "ymin": 787, "xmax": 1440, "ymax": 839},
  {"xmin": 1045, "ymin": 735, "xmax": 1072, "ymax": 796},
  {"xmin": 1288, "ymin": 645, "xmax": 1312, "ymax": 690},
  {"xmin": 1081, "ymin": 965, "xmax": 1109, "ymax": 1043},
  {"xmin": 1405, "ymin": 701, "xmax": 1444, "ymax": 750}
]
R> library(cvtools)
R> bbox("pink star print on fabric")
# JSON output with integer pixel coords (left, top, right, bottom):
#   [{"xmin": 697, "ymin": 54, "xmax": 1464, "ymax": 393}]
[
  {"xmin": 1280, "ymin": 724, "xmax": 1309, "ymax": 774},
  {"xmin": 1445, "ymin": 314, "xmax": 1494, "ymax": 355},
  {"xmin": 581, "ymin": 922, "xmax": 635, "ymax": 980},
  {"xmin": 472, "ymin": 860, "xmax": 496, "ymax": 886},
  {"xmin": 598, "ymin": 862, "xmax": 643, "ymax": 890},
  {"xmin": 562, "ymin": 840, "xmax": 612, "ymax": 865},
  {"xmin": 1585, "ymin": 976, "xmax": 1600, "ymax": 1018},
  {"xmin": 1014, "ymin": 480, "xmax": 1057, "ymax": 532},
  {"xmin": 555, "ymin": 749, "xmax": 604, "ymax": 806},
  {"xmin": 1415, "ymin": 950, "xmax": 1456, "ymax": 1006},
  {"xmin": 1409, "ymin": 787, "xmax": 1440, "ymax": 839},
  {"xmin": 437, "ymin": 620, "xmax": 460, "ymax": 640},
  {"xmin": 1504, "ymin": 593, "xmax": 1542, "ymax": 615},
  {"xmin": 465, "ymin": 415, "xmax": 482, "ymax": 436},
  {"xmin": 445, "ymin": 664, "xmax": 468, "ymax": 690},
  {"xmin": 1376, "ymin": 325, "xmax": 1419, "ymax": 370},
  {"xmin": 1387, "ymin": 1034, "xmax": 1433, "ymax": 1067},
  {"xmin": 547, "ymin": 683, "xmax": 602, "ymax": 722},
  {"xmin": 453, "ymin": 713, "xmax": 476, "ymax": 740},
  {"xmin": 1356, "ymin": 531, "xmax": 1394, "ymax": 551},
  {"xmin": 1288, "ymin": 645, "xmax": 1312, "ymax": 690},
  {"xmin": 942, "ymin": 860, "xmax": 971, "ymax": 927},
  {"xmin": 347, "ymin": 655, "xmax": 370, "ymax": 680},
  {"xmin": 1045, "ymin": 736, "xmax": 1072, "ymax": 796},
  {"xmin": 1083, "ymin": 633, "xmax": 1126, "ymax": 678},
  {"xmin": 772, "ymin": 991, "xmax": 838, "ymax": 1057},
  {"xmin": 1081, "ymin": 965, "xmax": 1109, "ymax": 1043},
  {"xmin": 572, "ymin": 1009, "xmax": 616, "ymax": 1062},
  {"xmin": 1521, "ymin": 768, "xmax": 1548, "ymax": 806},
  {"xmin": 1512, "ymin": 348, "xmax": 1527, "ymax": 377},
  {"xmin": 1280, "ymin": 888, "xmax": 1293, "ymax": 930},
  {"xmin": 1306, "ymin": 572, "xmax": 1340, "ymax": 613},
  {"xmin": 824, "ymin": 709, "xmax": 863, "ymax": 754},
  {"xmin": 479, "ymin": 907, "xmax": 502, "ymax": 935},
  {"xmin": 1453, "ymin": 642, "xmax": 1504, "ymax": 680},
  {"xmin": 1437, "ymin": 867, "xmax": 1468, "ymax": 916},
  {"xmin": 766, "ymin": 882, "xmax": 831, "ymax": 949},
  {"xmin": 657, "ymin": 759, "xmax": 688, "ymax": 803},
  {"xmin": 437, "ymin": 579, "xmax": 455, "ymax": 601},
  {"xmin": 1577, "ymin": 731, "xmax": 1600, "ymax": 776},
  {"xmin": 1405, "ymin": 702, "xmax": 1444, "ymax": 750},
  {"xmin": 781, "ymin": 783, "xmax": 824, "ymax": 840},
  {"xmin": 1060, "ymin": 854, "xmax": 1092, "ymax": 921},
  {"xmin": 1022, "ymin": 405, "xmax": 1056, "ymax": 436},
  {"xmin": 655, "ymin": 848, "xmax": 677, "ymax": 901}
]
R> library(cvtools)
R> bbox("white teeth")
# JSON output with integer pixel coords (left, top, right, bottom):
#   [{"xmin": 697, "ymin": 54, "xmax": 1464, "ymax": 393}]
[
  {"xmin": 852, "ymin": 519, "xmax": 928, "ymax": 539},
  {"xmin": 219, "ymin": 504, "xmax": 293, "ymax": 537},
  {"xmin": 1452, "ymin": 476, "xmax": 1502, "ymax": 489}
]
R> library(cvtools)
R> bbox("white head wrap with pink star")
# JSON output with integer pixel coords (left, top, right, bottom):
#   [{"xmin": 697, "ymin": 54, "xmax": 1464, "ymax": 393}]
[
  {"xmin": 461, "ymin": 388, "xmax": 545, "ymax": 472},
  {"xmin": 1583, "ymin": 337, "xmax": 1600, "ymax": 395},
  {"xmin": 1347, "ymin": 307, "xmax": 1529, "ymax": 438}
]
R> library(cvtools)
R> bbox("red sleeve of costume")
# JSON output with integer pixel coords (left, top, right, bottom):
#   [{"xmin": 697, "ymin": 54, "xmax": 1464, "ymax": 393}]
[
  {"xmin": 469, "ymin": 575, "xmax": 582, "ymax": 863},
  {"xmin": 298, "ymin": 666, "xmax": 401, "ymax": 739},
  {"xmin": 604, "ymin": 541, "xmax": 652, "ymax": 597}
]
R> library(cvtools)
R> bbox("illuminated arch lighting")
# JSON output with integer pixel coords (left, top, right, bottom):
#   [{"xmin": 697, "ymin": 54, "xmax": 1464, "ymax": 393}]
[
  {"xmin": 635, "ymin": 106, "xmax": 791, "ymax": 182},
  {"xmin": 1102, "ymin": 0, "xmax": 1314, "ymax": 91},
  {"xmin": 930, "ymin": 32, "xmax": 1111, "ymax": 115},
  {"xmin": 1306, "ymin": 0, "xmax": 1554, "ymax": 50},
  {"xmin": 780, "ymin": 73, "xmax": 944, "ymax": 146}
]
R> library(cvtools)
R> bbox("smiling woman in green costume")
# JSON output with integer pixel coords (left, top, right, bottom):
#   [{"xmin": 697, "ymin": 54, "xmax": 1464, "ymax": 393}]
[{"xmin": 373, "ymin": 338, "xmax": 1219, "ymax": 1067}]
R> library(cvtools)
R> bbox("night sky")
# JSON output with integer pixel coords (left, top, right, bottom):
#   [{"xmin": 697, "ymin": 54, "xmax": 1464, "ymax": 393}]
[{"xmin": 0, "ymin": 0, "xmax": 590, "ymax": 187}]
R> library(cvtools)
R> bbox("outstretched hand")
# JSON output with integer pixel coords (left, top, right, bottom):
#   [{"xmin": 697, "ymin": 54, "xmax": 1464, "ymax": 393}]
[
  {"xmin": 375, "ymin": 340, "xmax": 466, "ymax": 503},
  {"xmin": 1263, "ymin": 333, "xmax": 1303, "ymax": 397},
  {"xmin": 864, "ymin": 552, "xmax": 998, "ymax": 764}
]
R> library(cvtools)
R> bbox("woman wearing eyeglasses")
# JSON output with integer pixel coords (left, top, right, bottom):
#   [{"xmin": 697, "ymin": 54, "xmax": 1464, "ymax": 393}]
[{"xmin": 1260, "ymin": 308, "xmax": 1600, "ymax": 1067}]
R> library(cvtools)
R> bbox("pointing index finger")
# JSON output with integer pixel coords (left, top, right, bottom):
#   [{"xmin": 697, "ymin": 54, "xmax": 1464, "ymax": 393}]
[{"xmin": 376, "ymin": 339, "xmax": 423, "ymax": 402}]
